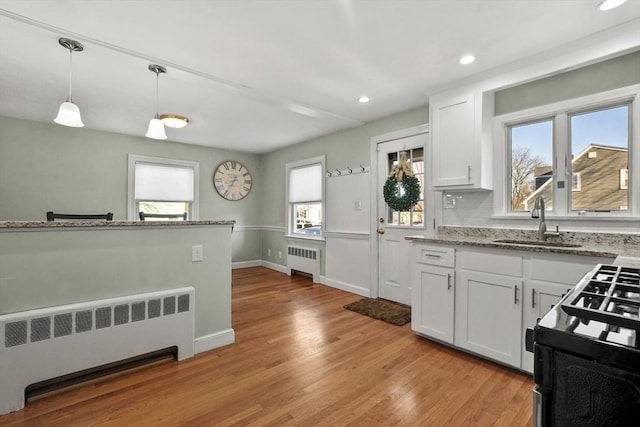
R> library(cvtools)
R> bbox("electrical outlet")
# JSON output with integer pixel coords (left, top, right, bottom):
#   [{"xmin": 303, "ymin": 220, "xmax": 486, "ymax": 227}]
[
  {"xmin": 354, "ymin": 200, "xmax": 362, "ymax": 210},
  {"xmin": 267, "ymin": 249, "xmax": 271, "ymax": 256},
  {"xmin": 278, "ymin": 250, "xmax": 282, "ymax": 259},
  {"xmin": 191, "ymin": 245, "xmax": 203, "ymax": 262}
]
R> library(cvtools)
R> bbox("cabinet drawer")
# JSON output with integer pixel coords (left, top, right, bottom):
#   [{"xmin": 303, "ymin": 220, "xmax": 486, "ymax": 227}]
[
  {"xmin": 458, "ymin": 249, "xmax": 522, "ymax": 277},
  {"xmin": 414, "ymin": 245, "xmax": 455, "ymax": 268}
]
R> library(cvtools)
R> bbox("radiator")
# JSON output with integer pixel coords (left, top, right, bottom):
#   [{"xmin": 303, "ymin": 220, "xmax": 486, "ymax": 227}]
[
  {"xmin": 287, "ymin": 246, "xmax": 320, "ymax": 283},
  {"xmin": 0, "ymin": 287, "xmax": 195, "ymax": 415}
]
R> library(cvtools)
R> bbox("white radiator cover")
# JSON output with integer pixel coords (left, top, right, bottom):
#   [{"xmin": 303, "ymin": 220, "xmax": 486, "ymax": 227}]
[
  {"xmin": 287, "ymin": 246, "xmax": 320, "ymax": 283},
  {"xmin": 0, "ymin": 287, "xmax": 195, "ymax": 415}
]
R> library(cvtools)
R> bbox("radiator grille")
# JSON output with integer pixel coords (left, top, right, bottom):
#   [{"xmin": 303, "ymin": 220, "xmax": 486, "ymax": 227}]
[
  {"xmin": 288, "ymin": 246, "xmax": 317, "ymax": 260},
  {"xmin": 3, "ymin": 293, "xmax": 191, "ymax": 349}
]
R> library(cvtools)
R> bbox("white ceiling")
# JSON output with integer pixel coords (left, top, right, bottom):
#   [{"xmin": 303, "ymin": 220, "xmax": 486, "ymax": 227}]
[{"xmin": 1, "ymin": 1, "xmax": 639, "ymax": 153}]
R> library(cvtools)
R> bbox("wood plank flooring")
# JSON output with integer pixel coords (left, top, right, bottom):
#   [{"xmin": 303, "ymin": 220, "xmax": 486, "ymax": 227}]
[{"xmin": 1, "ymin": 267, "xmax": 533, "ymax": 426}]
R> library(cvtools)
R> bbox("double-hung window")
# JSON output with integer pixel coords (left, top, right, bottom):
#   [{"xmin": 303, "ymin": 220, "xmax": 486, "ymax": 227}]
[
  {"xmin": 499, "ymin": 85, "xmax": 638, "ymax": 218},
  {"xmin": 286, "ymin": 156, "xmax": 325, "ymax": 238},
  {"xmin": 128, "ymin": 154, "xmax": 199, "ymax": 220}
]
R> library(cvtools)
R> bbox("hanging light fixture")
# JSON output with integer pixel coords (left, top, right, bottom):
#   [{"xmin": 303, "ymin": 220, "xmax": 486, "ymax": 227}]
[
  {"xmin": 145, "ymin": 64, "xmax": 168, "ymax": 140},
  {"xmin": 54, "ymin": 37, "xmax": 85, "ymax": 127},
  {"xmin": 160, "ymin": 114, "xmax": 190, "ymax": 129}
]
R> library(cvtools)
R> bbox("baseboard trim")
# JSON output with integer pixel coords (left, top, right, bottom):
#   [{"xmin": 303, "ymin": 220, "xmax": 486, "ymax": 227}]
[
  {"xmin": 261, "ymin": 260, "xmax": 289, "ymax": 274},
  {"xmin": 323, "ymin": 278, "xmax": 371, "ymax": 297},
  {"xmin": 194, "ymin": 329, "xmax": 235, "ymax": 354},
  {"xmin": 232, "ymin": 260, "xmax": 262, "ymax": 269}
]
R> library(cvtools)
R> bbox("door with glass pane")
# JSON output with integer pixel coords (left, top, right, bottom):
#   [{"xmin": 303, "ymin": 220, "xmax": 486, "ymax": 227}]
[{"xmin": 377, "ymin": 133, "xmax": 428, "ymax": 305}]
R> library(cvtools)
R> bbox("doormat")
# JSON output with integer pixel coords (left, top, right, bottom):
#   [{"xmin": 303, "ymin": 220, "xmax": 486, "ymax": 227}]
[{"xmin": 344, "ymin": 298, "xmax": 411, "ymax": 326}]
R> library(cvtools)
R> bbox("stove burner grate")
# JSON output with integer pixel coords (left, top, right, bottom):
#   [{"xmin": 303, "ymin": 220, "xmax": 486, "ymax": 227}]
[{"xmin": 562, "ymin": 265, "xmax": 640, "ymax": 332}]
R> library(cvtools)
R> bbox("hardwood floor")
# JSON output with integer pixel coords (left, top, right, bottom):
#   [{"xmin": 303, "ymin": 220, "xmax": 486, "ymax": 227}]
[{"xmin": 1, "ymin": 267, "xmax": 533, "ymax": 426}]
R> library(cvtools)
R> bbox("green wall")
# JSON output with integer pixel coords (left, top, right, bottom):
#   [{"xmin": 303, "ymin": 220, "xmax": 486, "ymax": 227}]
[
  {"xmin": 495, "ymin": 51, "xmax": 640, "ymax": 115},
  {"xmin": 0, "ymin": 116, "xmax": 262, "ymax": 263},
  {"xmin": 0, "ymin": 225, "xmax": 232, "ymax": 338},
  {"xmin": 260, "ymin": 105, "xmax": 428, "ymax": 266}
]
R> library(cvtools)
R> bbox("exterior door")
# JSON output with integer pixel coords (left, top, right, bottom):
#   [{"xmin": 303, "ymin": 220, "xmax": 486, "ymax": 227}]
[{"xmin": 376, "ymin": 132, "xmax": 430, "ymax": 305}]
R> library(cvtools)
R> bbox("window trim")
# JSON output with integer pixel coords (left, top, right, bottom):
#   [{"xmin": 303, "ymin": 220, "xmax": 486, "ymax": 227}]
[
  {"xmin": 285, "ymin": 155, "xmax": 325, "ymax": 240},
  {"xmin": 127, "ymin": 154, "xmax": 200, "ymax": 221},
  {"xmin": 494, "ymin": 84, "xmax": 639, "ymax": 220}
]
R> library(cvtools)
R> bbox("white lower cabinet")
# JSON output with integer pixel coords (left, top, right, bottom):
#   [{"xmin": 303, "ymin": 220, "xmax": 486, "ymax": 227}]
[
  {"xmin": 521, "ymin": 280, "xmax": 571, "ymax": 373},
  {"xmin": 412, "ymin": 264, "xmax": 454, "ymax": 343},
  {"xmin": 456, "ymin": 270, "xmax": 523, "ymax": 366},
  {"xmin": 411, "ymin": 244, "xmax": 455, "ymax": 344},
  {"xmin": 411, "ymin": 241, "xmax": 614, "ymax": 373}
]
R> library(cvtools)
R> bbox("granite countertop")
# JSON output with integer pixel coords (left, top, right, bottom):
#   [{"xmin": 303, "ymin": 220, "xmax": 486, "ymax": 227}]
[
  {"xmin": 0, "ymin": 220, "xmax": 236, "ymax": 231},
  {"xmin": 406, "ymin": 226, "xmax": 640, "ymax": 261}
]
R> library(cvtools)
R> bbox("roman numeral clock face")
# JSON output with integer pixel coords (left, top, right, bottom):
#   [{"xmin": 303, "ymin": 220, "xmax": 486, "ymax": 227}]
[{"xmin": 213, "ymin": 160, "xmax": 252, "ymax": 201}]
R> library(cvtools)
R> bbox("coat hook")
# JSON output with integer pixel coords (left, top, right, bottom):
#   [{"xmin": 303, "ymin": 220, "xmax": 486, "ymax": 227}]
[
  {"xmin": 335, "ymin": 168, "xmax": 341, "ymax": 176},
  {"xmin": 326, "ymin": 170, "xmax": 332, "ymax": 177},
  {"xmin": 360, "ymin": 164, "xmax": 365, "ymax": 172},
  {"xmin": 347, "ymin": 166, "xmax": 352, "ymax": 174}
]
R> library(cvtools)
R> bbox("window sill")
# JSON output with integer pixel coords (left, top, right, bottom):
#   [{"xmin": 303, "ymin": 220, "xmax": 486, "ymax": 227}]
[
  {"xmin": 285, "ymin": 234, "xmax": 326, "ymax": 243},
  {"xmin": 491, "ymin": 214, "xmax": 639, "ymax": 222}
]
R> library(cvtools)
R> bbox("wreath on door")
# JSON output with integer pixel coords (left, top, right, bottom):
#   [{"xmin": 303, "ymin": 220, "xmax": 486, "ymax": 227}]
[{"xmin": 383, "ymin": 152, "xmax": 420, "ymax": 212}]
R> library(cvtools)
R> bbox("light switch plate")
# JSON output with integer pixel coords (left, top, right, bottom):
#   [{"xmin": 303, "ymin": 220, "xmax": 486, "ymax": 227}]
[{"xmin": 191, "ymin": 245, "xmax": 203, "ymax": 262}]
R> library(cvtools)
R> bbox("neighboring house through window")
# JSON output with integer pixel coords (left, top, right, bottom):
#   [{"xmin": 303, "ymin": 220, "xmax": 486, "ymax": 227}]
[
  {"xmin": 286, "ymin": 156, "xmax": 325, "ymax": 238},
  {"xmin": 128, "ymin": 154, "xmax": 199, "ymax": 220}
]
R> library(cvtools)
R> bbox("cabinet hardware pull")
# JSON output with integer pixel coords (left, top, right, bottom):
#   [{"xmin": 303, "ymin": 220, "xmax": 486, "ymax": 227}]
[
  {"xmin": 447, "ymin": 273, "xmax": 452, "ymax": 290},
  {"xmin": 532, "ymin": 288, "xmax": 536, "ymax": 308},
  {"xmin": 467, "ymin": 165, "xmax": 471, "ymax": 181},
  {"xmin": 424, "ymin": 254, "xmax": 442, "ymax": 259},
  {"xmin": 514, "ymin": 285, "xmax": 519, "ymax": 304}
]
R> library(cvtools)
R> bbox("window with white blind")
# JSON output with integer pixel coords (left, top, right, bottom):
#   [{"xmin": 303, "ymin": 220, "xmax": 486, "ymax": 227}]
[
  {"xmin": 286, "ymin": 156, "xmax": 325, "ymax": 238},
  {"xmin": 127, "ymin": 155, "xmax": 199, "ymax": 220}
]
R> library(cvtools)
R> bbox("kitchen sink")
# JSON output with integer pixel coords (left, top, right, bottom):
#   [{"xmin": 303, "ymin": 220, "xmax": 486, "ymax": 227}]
[{"xmin": 493, "ymin": 239, "xmax": 582, "ymax": 248}]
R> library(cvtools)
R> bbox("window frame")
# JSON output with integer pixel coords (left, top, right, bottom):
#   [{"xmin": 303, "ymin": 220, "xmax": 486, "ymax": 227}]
[
  {"xmin": 285, "ymin": 155, "xmax": 325, "ymax": 240},
  {"xmin": 127, "ymin": 154, "xmax": 200, "ymax": 221},
  {"xmin": 494, "ymin": 84, "xmax": 639, "ymax": 220}
]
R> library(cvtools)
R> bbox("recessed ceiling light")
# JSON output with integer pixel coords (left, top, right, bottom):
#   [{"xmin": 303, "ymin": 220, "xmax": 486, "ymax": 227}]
[
  {"xmin": 597, "ymin": 0, "xmax": 627, "ymax": 11},
  {"xmin": 358, "ymin": 96, "xmax": 370, "ymax": 103},
  {"xmin": 459, "ymin": 55, "xmax": 476, "ymax": 65}
]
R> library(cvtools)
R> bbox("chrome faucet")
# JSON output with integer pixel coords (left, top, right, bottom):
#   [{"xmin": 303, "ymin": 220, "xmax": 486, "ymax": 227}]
[{"xmin": 531, "ymin": 196, "xmax": 559, "ymax": 241}]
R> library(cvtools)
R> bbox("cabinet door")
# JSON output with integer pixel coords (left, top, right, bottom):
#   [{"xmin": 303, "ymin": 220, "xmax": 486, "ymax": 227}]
[
  {"xmin": 432, "ymin": 94, "xmax": 475, "ymax": 187},
  {"xmin": 521, "ymin": 281, "xmax": 571, "ymax": 373},
  {"xmin": 412, "ymin": 265, "xmax": 454, "ymax": 344},
  {"xmin": 456, "ymin": 270, "xmax": 522, "ymax": 367}
]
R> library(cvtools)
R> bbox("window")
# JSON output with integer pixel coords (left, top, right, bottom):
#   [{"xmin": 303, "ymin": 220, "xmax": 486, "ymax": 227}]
[
  {"xmin": 508, "ymin": 119, "xmax": 553, "ymax": 212},
  {"xmin": 570, "ymin": 105, "xmax": 628, "ymax": 212},
  {"xmin": 572, "ymin": 173, "xmax": 581, "ymax": 192},
  {"xmin": 386, "ymin": 148, "xmax": 425, "ymax": 226},
  {"xmin": 621, "ymin": 169, "xmax": 629, "ymax": 190},
  {"xmin": 286, "ymin": 156, "xmax": 324, "ymax": 237},
  {"xmin": 500, "ymin": 85, "xmax": 637, "ymax": 218},
  {"xmin": 128, "ymin": 155, "xmax": 199, "ymax": 220}
]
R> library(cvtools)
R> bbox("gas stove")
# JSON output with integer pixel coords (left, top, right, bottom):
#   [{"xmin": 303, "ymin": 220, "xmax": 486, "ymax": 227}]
[{"xmin": 530, "ymin": 264, "xmax": 640, "ymax": 427}]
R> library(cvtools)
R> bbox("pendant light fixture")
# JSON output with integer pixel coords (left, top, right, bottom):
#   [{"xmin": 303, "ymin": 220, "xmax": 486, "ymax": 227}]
[
  {"xmin": 145, "ymin": 64, "xmax": 168, "ymax": 140},
  {"xmin": 160, "ymin": 114, "xmax": 190, "ymax": 129},
  {"xmin": 54, "ymin": 37, "xmax": 85, "ymax": 127}
]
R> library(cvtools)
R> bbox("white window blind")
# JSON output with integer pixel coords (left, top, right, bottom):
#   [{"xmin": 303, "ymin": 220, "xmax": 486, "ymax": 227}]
[
  {"xmin": 289, "ymin": 163, "xmax": 322, "ymax": 203},
  {"xmin": 135, "ymin": 163, "xmax": 194, "ymax": 201}
]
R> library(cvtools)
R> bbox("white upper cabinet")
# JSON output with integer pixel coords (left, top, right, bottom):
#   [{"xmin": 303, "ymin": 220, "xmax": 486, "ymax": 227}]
[{"xmin": 430, "ymin": 91, "xmax": 493, "ymax": 190}]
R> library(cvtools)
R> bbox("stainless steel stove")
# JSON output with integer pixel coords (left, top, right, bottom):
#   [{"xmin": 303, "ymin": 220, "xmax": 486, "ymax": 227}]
[{"xmin": 528, "ymin": 264, "xmax": 640, "ymax": 427}]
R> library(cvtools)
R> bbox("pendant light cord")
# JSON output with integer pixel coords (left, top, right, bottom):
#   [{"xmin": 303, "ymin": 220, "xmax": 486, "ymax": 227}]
[
  {"xmin": 155, "ymin": 70, "xmax": 160, "ymax": 119},
  {"xmin": 68, "ymin": 48, "xmax": 73, "ymax": 102}
]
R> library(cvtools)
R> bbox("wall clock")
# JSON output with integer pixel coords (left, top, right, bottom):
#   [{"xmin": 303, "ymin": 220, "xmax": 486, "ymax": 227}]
[{"xmin": 213, "ymin": 160, "xmax": 252, "ymax": 201}]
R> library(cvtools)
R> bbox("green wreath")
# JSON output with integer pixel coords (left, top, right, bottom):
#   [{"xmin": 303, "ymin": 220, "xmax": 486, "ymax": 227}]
[{"xmin": 383, "ymin": 175, "xmax": 420, "ymax": 211}]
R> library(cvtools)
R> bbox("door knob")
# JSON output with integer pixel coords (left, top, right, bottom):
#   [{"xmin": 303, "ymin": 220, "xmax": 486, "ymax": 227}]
[{"xmin": 377, "ymin": 228, "xmax": 385, "ymax": 235}]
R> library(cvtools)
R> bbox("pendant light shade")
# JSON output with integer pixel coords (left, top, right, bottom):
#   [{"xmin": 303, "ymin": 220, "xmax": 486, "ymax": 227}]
[
  {"xmin": 54, "ymin": 101, "xmax": 84, "ymax": 127},
  {"xmin": 54, "ymin": 38, "xmax": 84, "ymax": 128},
  {"xmin": 146, "ymin": 115, "xmax": 168, "ymax": 140},
  {"xmin": 146, "ymin": 64, "xmax": 167, "ymax": 140}
]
